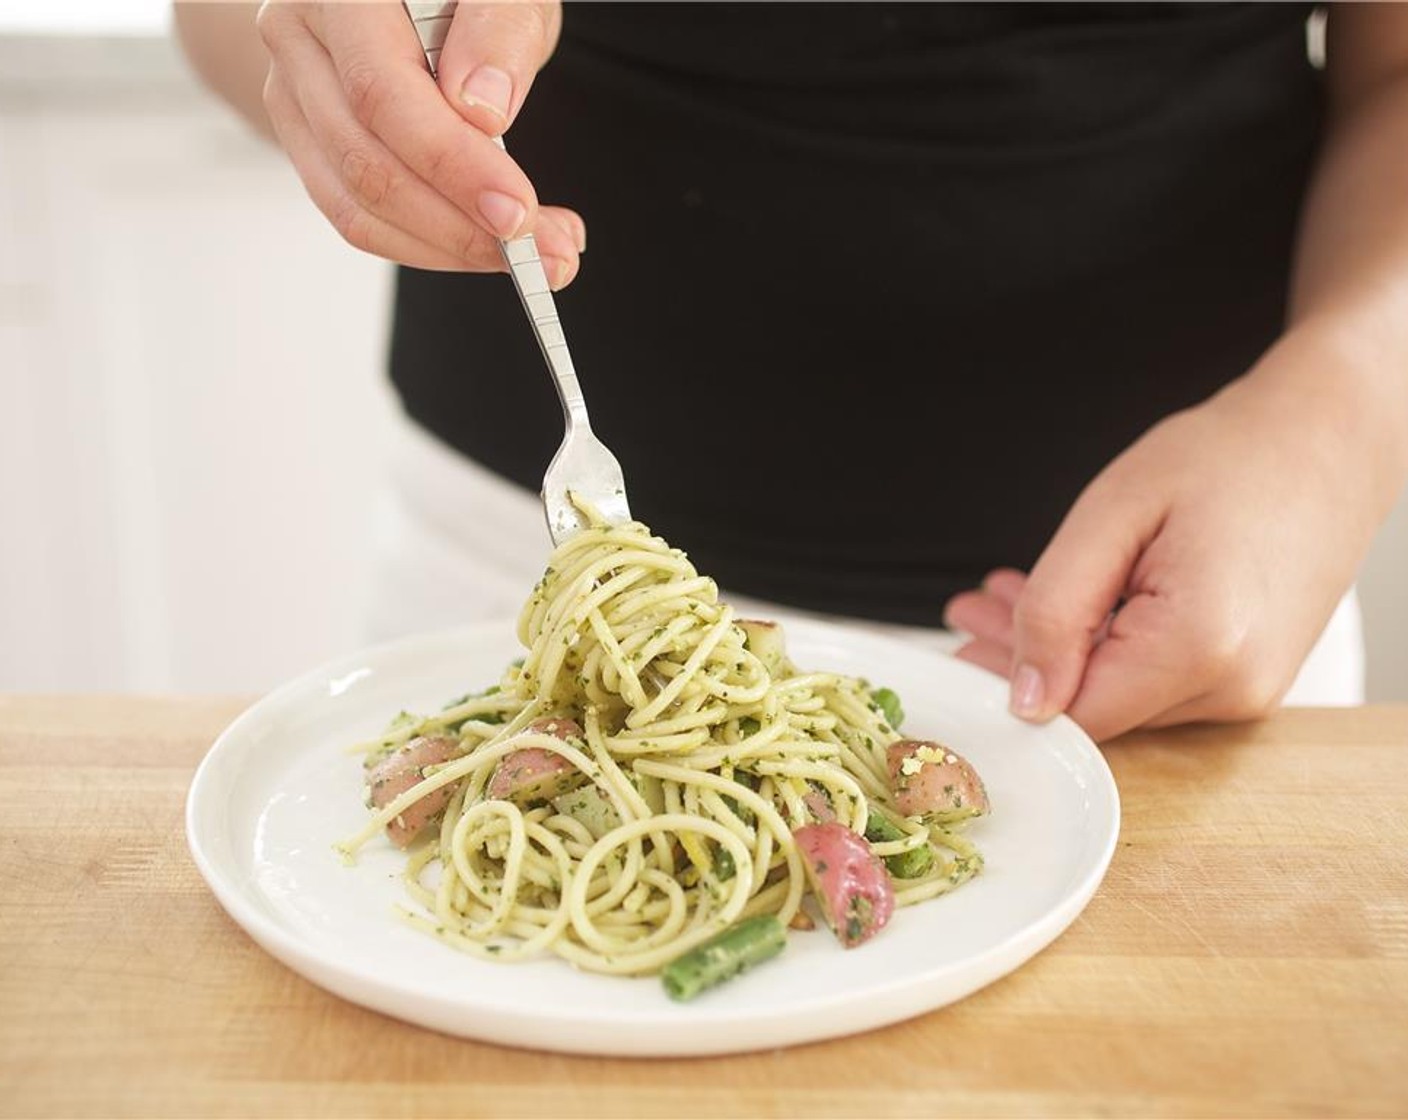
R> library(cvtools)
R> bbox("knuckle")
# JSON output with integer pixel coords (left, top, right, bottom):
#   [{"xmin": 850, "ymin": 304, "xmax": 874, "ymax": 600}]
[
  {"xmin": 420, "ymin": 143, "xmax": 486, "ymax": 204},
  {"xmin": 328, "ymin": 195, "xmax": 375, "ymax": 254},
  {"xmin": 1182, "ymin": 605, "xmax": 1251, "ymax": 681},
  {"xmin": 482, "ymin": 1, "xmax": 559, "ymax": 63},
  {"xmin": 420, "ymin": 141, "xmax": 454, "ymax": 189},
  {"xmin": 1176, "ymin": 605, "xmax": 1286, "ymax": 718},
  {"xmin": 1012, "ymin": 594, "xmax": 1075, "ymax": 643},
  {"xmin": 525, "ymin": 2, "xmax": 557, "ymax": 51},
  {"xmin": 254, "ymin": 3, "xmax": 279, "ymax": 49},
  {"xmin": 451, "ymin": 226, "xmax": 492, "ymax": 265},
  {"xmin": 341, "ymin": 57, "xmax": 390, "ymax": 128},
  {"xmin": 339, "ymin": 145, "xmax": 395, "ymax": 210},
  {"xmin": 543, "ymin": 1, "xmax": 564, "ymax": 48},
  {"xmin": 254, "ymin": 1, "xmax": 300, "ymax": 53},
  {"xmin": 1215, "ymin": 661, "xmax": 1285, "ymax": 721}
]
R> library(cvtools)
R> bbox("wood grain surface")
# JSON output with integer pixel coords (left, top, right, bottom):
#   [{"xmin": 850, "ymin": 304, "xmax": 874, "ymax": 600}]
[{"xmin": 2, "ymin": 695, "xmax": 1406, "ymax": 1119}]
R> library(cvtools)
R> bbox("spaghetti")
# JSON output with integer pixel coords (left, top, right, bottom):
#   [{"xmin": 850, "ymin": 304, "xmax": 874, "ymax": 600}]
[{"xmin": 337, "ymin": 503, "xmax": 985, "ymax": 978}]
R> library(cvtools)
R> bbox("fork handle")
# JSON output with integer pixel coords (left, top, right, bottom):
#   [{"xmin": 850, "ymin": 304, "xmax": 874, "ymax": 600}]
[{"xmin": 402, "ymin": 0, "xmax": 592, "ymax": 431}]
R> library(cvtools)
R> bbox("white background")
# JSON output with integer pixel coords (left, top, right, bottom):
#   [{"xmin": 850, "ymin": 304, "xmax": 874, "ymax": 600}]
[{"xmin": 1, "ymin": 10, "xmax": 1404, "ymax": 700}]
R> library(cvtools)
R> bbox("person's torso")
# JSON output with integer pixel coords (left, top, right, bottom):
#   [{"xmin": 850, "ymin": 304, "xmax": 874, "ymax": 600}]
[{"xmin": 392, "ymin": 1, "xmax": 1324, "ymax": 624}]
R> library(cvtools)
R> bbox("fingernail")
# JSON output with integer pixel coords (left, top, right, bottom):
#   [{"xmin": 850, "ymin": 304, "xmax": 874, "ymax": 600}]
[
  {"xmin": 544, "ymin": 255, "xmax": 572, "ymax": 291},
  {"xmin": 569, "ymin": 215, "xmax": 586, "ymax": 253},
  {"xmin": 460, "ymin": 65, "xmax": 512, "ymax": 122},
  {"xmin": 1010, "ymin": 664, "xmax": 1045, "ymax": 720},
  {"xmin": 477, "ymin": 190, "xmax": 527, "ymax": 238}
]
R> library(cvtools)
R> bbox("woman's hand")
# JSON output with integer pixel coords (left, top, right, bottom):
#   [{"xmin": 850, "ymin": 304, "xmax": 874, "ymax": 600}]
[
  {"xmin": 255, "ymin": 1, "xmax": 584, "ymax": 285},
  {"xmin": 942, "ymin": 327, "xmax": 1401, "ymax": 742},
  {"xmin": 945, "ymin": 4, "xmax": 1408, "ymax": 742}
]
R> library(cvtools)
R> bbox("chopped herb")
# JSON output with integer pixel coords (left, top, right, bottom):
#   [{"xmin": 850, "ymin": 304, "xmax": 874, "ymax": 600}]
[
  {"xmin": 385, "ymin": 710, "xmax": 419, "ymax": 732},
  {"xmin": 844, "ymin": 895, "xmax": 874, "ymax": 943},
  {"xmin": 720, "ymin": 794, "xmax": 754, "ymax": 826}
]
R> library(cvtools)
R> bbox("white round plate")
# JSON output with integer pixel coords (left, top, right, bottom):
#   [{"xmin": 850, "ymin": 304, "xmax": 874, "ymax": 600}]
[{"xmin": 186, "ymin": 616, "xmax": 1119, "ymax": 1057}]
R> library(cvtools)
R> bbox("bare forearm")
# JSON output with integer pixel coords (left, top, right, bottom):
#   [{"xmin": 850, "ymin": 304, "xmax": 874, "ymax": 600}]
[
  {"xmin": 1274, "ymin": 11, "xmax": 1408, "ymax": 504},
  {"xmin": 173, "ymin": 1, "xmax": 274, "ymax": 141},
  {"xmin": 1292, "ymin": 74, "xmax": 1408, "ymax": 375}
]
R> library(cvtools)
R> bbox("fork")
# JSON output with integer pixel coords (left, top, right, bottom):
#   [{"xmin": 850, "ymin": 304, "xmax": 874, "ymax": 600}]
[{"xmin": 404, "ymin": 1, "xmax": 632, "ymax": 544}]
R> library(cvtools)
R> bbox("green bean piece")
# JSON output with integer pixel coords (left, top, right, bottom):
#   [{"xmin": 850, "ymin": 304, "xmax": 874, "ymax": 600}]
[
  {"xmin": 864, "ymin": 809, "xmax": 935, "ymax": 879},
  {"xmin": 871, "ymin": 686, "xmax": 905, "ymax": 730},
  {"xmin": 661, "ymin": 915, "xmax": 787, "ymax": 1001},
  {"xmin": 863, "ymin": 808, "xmax": 904, "ymax": 842}
]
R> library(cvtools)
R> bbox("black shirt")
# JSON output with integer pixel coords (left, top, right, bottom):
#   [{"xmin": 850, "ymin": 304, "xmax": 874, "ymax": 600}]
[{"xmin": 390, "ymin": 1, "xmax": 1324, "ymax": 626}]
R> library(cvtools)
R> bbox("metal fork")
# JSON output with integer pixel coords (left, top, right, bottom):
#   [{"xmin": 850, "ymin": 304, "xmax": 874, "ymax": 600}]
[{"xmin": 405, "ymin": 1, "xmax": 632, "ymax": 543}]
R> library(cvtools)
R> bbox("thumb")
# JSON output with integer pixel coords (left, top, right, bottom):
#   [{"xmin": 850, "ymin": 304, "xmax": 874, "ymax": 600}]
[
  {"xmin": 434, "ymin": 1, "xmax": 562, "ymax": 136},
  {"xmin": 1009, "ymin": 478, "xmax": 1161, "ymax": 723}
]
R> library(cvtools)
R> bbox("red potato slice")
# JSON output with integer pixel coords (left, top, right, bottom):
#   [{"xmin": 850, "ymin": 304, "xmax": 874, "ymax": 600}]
[
  {"xmin": 802, "ymin": 786, "xmax": 837, "ymax": 824},
  {"xmin": 793, "ymin": 822, "xmax": 895, "ymax": 948},
  {"xmin": 487, "ymin": 717, "xmax": 584, "ymax": 803},
  {"xmin": 887, "ymin": 739, "xmax": 990, "ymax": 822},
  {"xmin": 524, "ymin": 717, "xmax": 583, "ymax": 739},
  {"xmin": 366, "ymin": 735, "xmax": 462, "ymax": 848}
]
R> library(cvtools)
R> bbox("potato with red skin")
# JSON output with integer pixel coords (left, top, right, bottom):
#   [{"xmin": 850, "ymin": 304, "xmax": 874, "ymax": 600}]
[
  {"xmin": 487, "ymin": 717, "xmax": 583, "ymax": 803},
  {"xmin": 802, "ymin": 786, "xmax": 836, "ymax": 824},
  {"xmin": 366, "ymin": 734, "xmax": 461, "ymax": 848},
  {"xmin": 793, "ymin": 822, "xmax": 895, "ymax": 948},
  {"xmin": 886, "ymin": 739, "xmax": 989, "ymax": 822},
  {"xmin": 526, "ymin": 717, "xmax": 583, "ymax": 740}
]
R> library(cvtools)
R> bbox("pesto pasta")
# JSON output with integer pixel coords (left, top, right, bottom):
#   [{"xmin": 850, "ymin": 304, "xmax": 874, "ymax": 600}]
[{"xmin": 336, "ymin": 503, "xmax": 984, "ymax": 978}]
